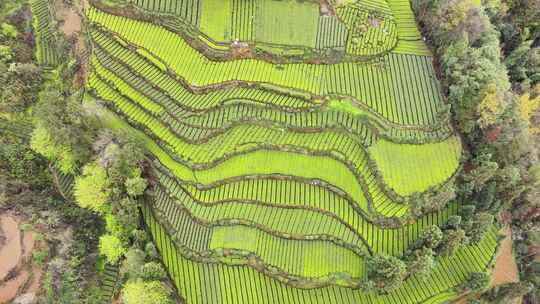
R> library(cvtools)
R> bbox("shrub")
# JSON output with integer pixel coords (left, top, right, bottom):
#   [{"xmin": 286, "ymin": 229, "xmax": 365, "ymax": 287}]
[
  {"xmin": 99, "ymin": 233, "xmax": 126, "ymax": 264},
  {"xmin": 122, "ymin": 280, "xmax": 172, "ymax": 304},
  {"xmin": 33, "ymin": 247, "xmax": 49, "ymax": 265},
  {"xmin": 125, "ymin": 176, "xmax": 147, "ymax": 197}
]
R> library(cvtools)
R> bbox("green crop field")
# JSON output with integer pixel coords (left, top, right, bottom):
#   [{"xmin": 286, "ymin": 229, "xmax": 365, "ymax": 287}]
[
  {"xmin": 30, "ymin": 0, "xmax": 60, "ymax": 67},
  {"xmin": 82, "ymin": 0, "xmax": 500, "ymax": 303},
  {"xmin": 87, "ymin": 7, "xmax": 444, "ymax": 126},
  {"xmin": 369, "ymin": 136, "xmax": 461, "ymax": 196},
  {"xmin": 142, "ymin": 203, "xmax": 497, "ymax": 303},
  {"xmin": 117, "ymin": 0, "xmax": 417, "ymax": 58},
  {"xmin": 254, "ymin": 0, "xmax": 319, "ymax": 48}
]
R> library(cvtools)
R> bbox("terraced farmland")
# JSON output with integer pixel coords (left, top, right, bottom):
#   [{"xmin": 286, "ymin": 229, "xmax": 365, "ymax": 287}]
[
  {"xmin": 116, "ymin": 0, "xmax": 406, "ymax": 58},
  {"xmin": 31, "ymin": 0, "xmax": 60, "ymax": 67},
  {"xmin": 83, "ymin": 0, "xmax": 499, "ymax": 303}
]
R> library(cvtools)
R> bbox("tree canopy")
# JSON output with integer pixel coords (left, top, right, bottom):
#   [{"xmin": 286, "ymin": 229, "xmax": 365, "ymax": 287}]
[{"xmin": 74, "ymin": 162, "xmax": 111, "ymax": 212}]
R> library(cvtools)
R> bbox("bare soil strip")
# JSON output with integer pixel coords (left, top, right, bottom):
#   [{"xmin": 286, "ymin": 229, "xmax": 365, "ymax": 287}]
[{"xmin": 491, "ymin": 227, "xmax": 519, "ymax": 286}]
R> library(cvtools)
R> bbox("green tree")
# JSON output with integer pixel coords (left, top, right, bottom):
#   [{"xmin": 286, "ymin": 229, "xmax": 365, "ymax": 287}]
[
  {"xmin": 467, "ymin": 212, "xmax": 494, "ymax": 243},
  {"xmin": 483, "ymin": 282, "xmax": 533, "ymax": 303},
  {"xmin": 365, "ymin": 255, "xmax": 407, "ymax": 293},
  {"xmin": 125, "ymin": 176, "xmax": 147, "ymax": 197},
  {"xmin": 32, "ymin": 84, "xmax": 97, "ymax": 172},
  {"xmin": 438, "ymin": 228, "xmax": 468, "ymax": 256},
  {"xmin": 462, "ymin": 272, "xmax": 491, "ymax": 292},
  {"xmin": 416, "ymin": 225, "xmax": 443, "ymax": 249},
  {"xmin": 121, "ymin": 248, "xmax": 146, "ymax": 280},
  {"xmin": 104, "ymin": 212, "xmax": 133, "ymax": 243},
  {"xmin": 74, "ymin": 162, "xmax": 111, "ymax": 212},
  {"xmin": 99, "ymin": 233, "xmax": 126, "ymax": 264},
  {"xmin": 113, "ymin": 197, "xmax": 140, "ymax": 239},
  {"xmin": 105, "ymin": 138, "xmax": 146, "ymax": 184},
  {"xmin": 141, "ymin": 262, "xmax": 167, "ymax": 281},
  {"xmin": 406, "ymin": 247, "xmax": 436, "ymax": 280},
  {"xmin": 1, "ymin": 23, "xmax": 18, "ymax": 39},
  {"xmin": 122, "ymin": 281, "xmax": 172, "ymax": 304},
  {"xmin": 445, "ymin": 215, "xmax": 462, "ymax": 229},
  {"xmin": 30, "ymin": 125, "xmax": 77, "ymax": 174}
]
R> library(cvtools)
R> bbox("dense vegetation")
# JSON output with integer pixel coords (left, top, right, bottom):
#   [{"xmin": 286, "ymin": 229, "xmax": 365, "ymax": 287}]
[
  {"xmin": 0, "ymin": 0, "xmax": 537, "ymax": 303},
  {"xmin": 413, "ymin": 0, "xmax": 540, "ymax": 302}
]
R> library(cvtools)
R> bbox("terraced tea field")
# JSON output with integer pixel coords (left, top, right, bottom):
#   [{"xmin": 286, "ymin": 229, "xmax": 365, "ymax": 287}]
[{"xmin": 83, "ymin": 0, "xmax": 499, "ymax": 303}]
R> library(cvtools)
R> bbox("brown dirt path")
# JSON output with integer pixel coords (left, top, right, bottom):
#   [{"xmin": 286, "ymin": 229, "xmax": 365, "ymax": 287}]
[
  {"xmin": 54, "ymin": 0, "xmax": 89, "ymax": 88},
  {"xmin": 491, "ymin": 227, "xmax": 519, "ymax": 286}
]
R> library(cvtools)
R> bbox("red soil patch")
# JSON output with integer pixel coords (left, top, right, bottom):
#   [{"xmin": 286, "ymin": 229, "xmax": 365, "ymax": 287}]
[
  {"xmin": 55, "ymin": 0, "xmax": 81, "ymax": 36},
  {"xmin": 0, "ymin": 216, "xmax": 22, "ymax": 282},
  {"xmin": 0, "ymin": 213, "xmax": 42, "ymax": 303},
  {"xmin": 491, "ymin": 227, "xmax": 519, "ymax": 287}
]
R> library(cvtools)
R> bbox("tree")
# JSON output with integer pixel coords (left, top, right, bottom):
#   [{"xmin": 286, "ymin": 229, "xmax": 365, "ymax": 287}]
[
  {"xmin": 141, "ymin": 262, "xmax": 167, "ymax": 281},
  {"xmin": 121, "ymin": 248, "xmax": 146, "ymax": 280},
  {"xmin": 445, "ymin": 215, "xmax": 462, "ymax": 229},
  {"xmin": 113, "ymin": 197, "xmax": 140, "ymax": 238},
  {"xmin": 483, "ymin": 282, "xmax": 533, "ymax": 303},
  {"xmin": 416, "ymin": 225, "xmax": 443, "ymax": 249},
  {"xmin": 365, "ymin": 255, "xmax": 407, "ymax": 293},
  {"xmin": 74, "ymin": 162, "xmax": 111, "ymax": 212},
  {"xmin": 122, "ymin": 281, "xmax": 172, "ymax": 304},
  {"xmin": 99, "ymin": 234, "xmax": 126, "ymax": 264},
  {"xmin": 0, "ymin": 45, "xmax": 12, "ymax": 62},
  {"xmin": 0, "ymin": 61, "xmax": 42, "ymax": 113},
  {"xmin": 462, "ymin": 272, "xmax": 490, "ymax": 292},
  {"xmin": 104, "ymin": 212, "xmax": 134, "ymax": 243},
  {"xmin": 463, "ymin": 158, "xmax": 499, "ymax": 193},
  {"xmin": 477, "ymin": 83, "xmax": 506, "ymax": 129},
  {"xmin": 30, "ymin": 125, "xmax": 78, "ymax": 174},
  {"xmin": 145, "ymin": 242, "xmax": 159, "ymax": 260},
  {"xmin": 106, "ymin": 137, "xmax": 146, "ymax": 184},
  {"xmin": 406, "ymin": 247, "xmax": 436, "ymax": 280},
  {"xmin": 438, "ymin": 228, "xmax": 468, "ymax": 256},
  {"xmin": 459, "ymin": 204, "xmax": 476, "ymax": 221},
  {"xmin": 467, "ymin": 212, "xmax": 494, "ymax": 243},
  {"xmin": 409, "ymin": 183, "xmax": 456, "ymax": 216},
  {"xmin": 1, "ymin": 23, "xmax": 18, "ymax": 39},
  {"xmin": 125, "ymin": 176, "xmax": 147, "ymax": 197},
  {"xmin": 32, "ymin": 84, "xmax": 97, "ymax": 171}
]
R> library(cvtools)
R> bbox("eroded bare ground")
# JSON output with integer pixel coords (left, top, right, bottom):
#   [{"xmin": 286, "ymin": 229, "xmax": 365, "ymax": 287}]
[
  {"xmin": 55, "ymin": 0, "xmax": 81, "ymax": 35},
  {"xmin": 55, "ymin": 0, "xmax": 89, "ymax": 88},
  {"xmin": 0, "ymin": 212, "xmax": 43, "ymax": 303}
]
